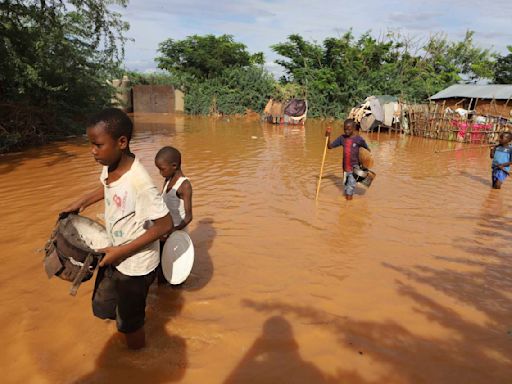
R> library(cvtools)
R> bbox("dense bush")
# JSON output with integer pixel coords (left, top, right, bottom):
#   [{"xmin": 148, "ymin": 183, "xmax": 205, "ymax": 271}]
[
  {"xmin": 185, "ymin": 66, "xmax": 274, "ymax": 115},
  {"xmin": 125, "ymin": 71, "xmax": 177, "ymax": 86},
  {"xmin": 0, "ymin": 0, "xmax": 128, "ymax": 152},
  {"xmin": 272, "ymin": 31, "xmax": 495, "ymax": 118}
]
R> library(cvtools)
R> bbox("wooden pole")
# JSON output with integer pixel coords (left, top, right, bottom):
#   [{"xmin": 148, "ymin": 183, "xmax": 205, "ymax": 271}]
[
  {"xmin": 455, "ymin": 98, "xmax": 466, "ymax": 107},
  {"xmin": 315, "ymin": 136, "xmax": 329, "ymax": 201},
  {"xmin": 434, "ymin": 143, "xmax": 494, "ymax": 153}
]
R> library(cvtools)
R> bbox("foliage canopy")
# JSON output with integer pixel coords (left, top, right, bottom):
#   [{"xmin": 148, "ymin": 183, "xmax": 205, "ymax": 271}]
[
  {"xmin": 494, "ymin": 46, "xmax": 512, "ymax": 84},
  {"xmin": 157, "ymin": 34, "xmax": 264, "ymax": 81},
  {"xmin": 0, "ymin": 0, "xmax": 128, "ymax": 152},
  {"xmin": 271, "ymin": 30, "xmax": 495, "ymax": 118}
]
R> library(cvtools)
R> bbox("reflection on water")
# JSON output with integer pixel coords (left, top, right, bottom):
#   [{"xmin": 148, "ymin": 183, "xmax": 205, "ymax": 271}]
[{"xmin": 1, "ymin": 114, "xmax": 511, "ymax": 383}]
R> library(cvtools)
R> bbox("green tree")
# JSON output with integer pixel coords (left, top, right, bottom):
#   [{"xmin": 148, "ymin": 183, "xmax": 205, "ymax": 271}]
[
  {"xmin": 494, "ymin": 46, "xmax": 512, "ymax": 84},
  {"xmin": 0, "ymin": 0, "xmax": 128, "ymax": 152},
  {"xmin": 272, "ymin": 30, "xmax": 495, "ymax": 118},
  {"xmin": 272, "ymin": 34, "xmax": 324, "ymax": 84},
  {"xmin": 185, "ymin": 66, "xmax": 274, "ymax": 115},
  {"xmin": 156, "ymin": 34, "xmax": 270, "ymax": 115},
  {"xmin": 156, "ymin": 34, "xmax": 264, "ymax": 81}
]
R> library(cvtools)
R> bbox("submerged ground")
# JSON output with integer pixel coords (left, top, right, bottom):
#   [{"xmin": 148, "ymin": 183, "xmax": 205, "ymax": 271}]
[{"xmin": 1, "ymin": 114, "xmax": 511, "ymax": 383}]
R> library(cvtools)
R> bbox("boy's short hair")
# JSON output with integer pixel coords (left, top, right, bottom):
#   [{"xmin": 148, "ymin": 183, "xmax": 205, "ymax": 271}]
[
  {"xmin": 344, "ymin": 118, "xmax": 357, "ymax": 128},
  {"xmin": 500, "ymin": 131, "xmax": 512, "ymax": 141},
  {"xmin": 87, "ymin": 108, "xmax": 133, "ymax": 141},
  {"xmin": 156, "ymin": 146, "xmax": 181, "ymax": 167}
]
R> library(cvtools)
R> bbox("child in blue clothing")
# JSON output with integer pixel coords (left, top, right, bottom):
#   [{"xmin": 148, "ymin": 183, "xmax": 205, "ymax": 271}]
[
  {"xmin": 490, "ymin": 132, "xmax": 512, "ymax": 189},
  {"xmin": 325, "ymin": 119, "xmax": 370, "ymax": 200}
]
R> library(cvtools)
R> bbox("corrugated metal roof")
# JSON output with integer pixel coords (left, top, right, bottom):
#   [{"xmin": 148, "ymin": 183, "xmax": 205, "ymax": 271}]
[{"xmin": 430, "ymin": 84, "xmax": 512, "ymax": 100}]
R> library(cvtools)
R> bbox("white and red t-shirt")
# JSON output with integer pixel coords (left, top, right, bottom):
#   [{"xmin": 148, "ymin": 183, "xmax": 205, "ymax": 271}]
[{"xmin": 100, "ymin": 158, "xmax": 169, "ymax": 276}]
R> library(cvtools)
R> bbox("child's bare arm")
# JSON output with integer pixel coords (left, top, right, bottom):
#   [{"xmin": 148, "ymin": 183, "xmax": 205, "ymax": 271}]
[
  {"xmin": 175, "ymin": 181, "xmax": 193, "ymax": 230},
  {"xmin": 99, "ymin": 213, "xmax": 172, "ymax": 266},
  {"xmin": 62, "ymin": 186, "xmax": 104, "ymax": 214}
]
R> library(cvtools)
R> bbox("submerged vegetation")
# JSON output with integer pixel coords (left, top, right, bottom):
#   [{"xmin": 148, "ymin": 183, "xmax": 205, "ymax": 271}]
[{"xmin": 1, "ymin": 0, "xmax": 511, "ymax": 152}]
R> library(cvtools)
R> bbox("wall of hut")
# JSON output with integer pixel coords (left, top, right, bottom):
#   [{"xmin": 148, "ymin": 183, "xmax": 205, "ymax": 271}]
[
  {"xmin": 432, "ymin": 98, "xmax": 512, "ymax": 119},
  {"xmin": 472, "ymin": 99, "xmax": 511, "ymax": 118}
]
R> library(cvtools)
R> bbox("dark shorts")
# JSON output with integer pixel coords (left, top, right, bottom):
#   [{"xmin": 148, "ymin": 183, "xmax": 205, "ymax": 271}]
[{"xmin": 92, "ymin": 266, "xmax": 156, "ymax": 333}]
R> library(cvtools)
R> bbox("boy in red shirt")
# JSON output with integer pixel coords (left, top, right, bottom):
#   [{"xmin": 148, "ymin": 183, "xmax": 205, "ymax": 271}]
[{"xmin": 325, "ymin": 119, "xmax": 370, "ymax": 200}]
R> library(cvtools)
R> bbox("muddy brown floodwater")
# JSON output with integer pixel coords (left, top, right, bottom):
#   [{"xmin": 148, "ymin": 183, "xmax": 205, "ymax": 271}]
[{"xmin": 1, "ymin": 114, "xmax": 511, "ymax": 383}]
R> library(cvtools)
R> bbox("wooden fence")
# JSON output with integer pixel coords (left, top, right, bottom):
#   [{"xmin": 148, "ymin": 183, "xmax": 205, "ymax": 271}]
[{"xmin": 403, "ymin": 103, "xmax": 510, "ymax": 144}]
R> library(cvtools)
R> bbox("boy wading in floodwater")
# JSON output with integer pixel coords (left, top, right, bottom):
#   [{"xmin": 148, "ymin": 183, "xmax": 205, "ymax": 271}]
[
  {"xmin": 154, "ymin": 146, "xmax": 193, "ymax": 284},
  {"xmin": 325, "ymin": 119, "xmax": 370, "ymax": 200},
  {"xmin": 62, "ymin": 108, "xmax": 172, "ymax": 349},
  {"xmin": 490, "ymin": 131, "xmax": 512, "ymax": 189}
]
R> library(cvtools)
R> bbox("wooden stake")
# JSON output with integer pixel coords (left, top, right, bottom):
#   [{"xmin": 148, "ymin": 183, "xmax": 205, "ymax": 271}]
[
  {"xmin": 434, "ymin": 143, "xmax": 494, "ymax": 153},
  {"xmin": 315, "ymin": 136, "xmax": 329, "ymax": 201}
]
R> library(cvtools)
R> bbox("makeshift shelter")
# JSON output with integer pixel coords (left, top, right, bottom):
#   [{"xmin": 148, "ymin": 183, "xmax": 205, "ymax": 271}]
[
  {"xmin": 349, "ymin": 95, "xmax": 400, "ymax": 132},
  {"xmin": 430, "ymin": 84, "xmax": 512, "ymax": 119},
  {"xmin": 263, "ymin": 98, "xmax": 307, "ymax": 125}
]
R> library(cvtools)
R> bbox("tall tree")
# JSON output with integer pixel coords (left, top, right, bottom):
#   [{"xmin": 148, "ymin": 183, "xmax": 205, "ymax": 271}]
[
  {"xmin": 272, "ymin": 30, "xmax": 496, "ymax": 117},
  {"xmin": 157, "ymin": 34, "xmax": 264, "ymax": 81},
  {"xmin": 0, "ymin": 0, "xmax": 129, "ymax": 152},
  {"xmin": 494, "ymin": 46, "xmax": 512, "ymax": 84}
]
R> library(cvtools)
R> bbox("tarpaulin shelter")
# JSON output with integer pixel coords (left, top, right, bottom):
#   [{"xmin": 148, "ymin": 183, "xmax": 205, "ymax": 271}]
[
  {"xmin": 263, "ymin": 98, "xmax": 307, "ymax": 125},
  {"xmin": 349, "ymin": 95, "xmax": 400, "ymax": 132}
]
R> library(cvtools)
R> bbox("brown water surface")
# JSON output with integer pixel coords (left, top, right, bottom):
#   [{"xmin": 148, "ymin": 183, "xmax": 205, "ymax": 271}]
[{"xmin": 1, "ymin": 114, "xmax": 511, "ymax": 383}]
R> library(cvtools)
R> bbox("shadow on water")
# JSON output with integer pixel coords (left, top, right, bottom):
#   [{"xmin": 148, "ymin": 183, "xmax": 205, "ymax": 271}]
[
  {"xmin": 74, "ymin": 289, "xmax": 187, "ymax": 384},
  {"xmin": 379, "ymin": 190, "xmax": 512, "ymax": 383},
  {"xmin": 182, "ymin": 218, "xmax": 215, "ymax": 291},
  {"xmin": 458, "ymin": 170, "xmax": 490, "ymax": 187},
  {"xmin": 224, "ymin": 315, "xmax": 367, "ymax": 384},
  {"xmin": 70, "ymin": 218, "xmax": 217, "ymax": 383},
  {"xmin": 242, "ymin": 191, "xmax": 512, "ymax": 383}
]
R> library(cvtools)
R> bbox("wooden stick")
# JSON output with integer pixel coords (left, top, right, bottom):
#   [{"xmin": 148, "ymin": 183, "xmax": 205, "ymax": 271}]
[
  {"xmin": 434, "ymin": 143, "xmax": 495, "ymax": 154},
  {"xmin": 455, "ymin": 98, "xmax": 466, "ymax": 107},
  {"xmin": 69, "ymin": 253, "xmax": 95, "ymax": 296},
  {"xmin": 315, "ymin": 136, "xmax": 329, "ymax": 201}
]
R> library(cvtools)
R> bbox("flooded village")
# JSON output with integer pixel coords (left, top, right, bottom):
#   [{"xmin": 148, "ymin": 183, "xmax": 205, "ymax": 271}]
[{"xmin": 1, "ymin": 1, "xmax": 512, "ymax": 383}]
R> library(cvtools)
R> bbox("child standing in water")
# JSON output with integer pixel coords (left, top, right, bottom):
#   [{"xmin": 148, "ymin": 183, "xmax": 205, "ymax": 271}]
[
  {"xmin": 155, "ymin": 146, "xmax": 193, "ymax": 231},
  {"xmin": 154, "ymin": 146, "xmax": 193, "ymax": 283},
  {"xmin": 490, "ymin": 131, "xmax": 512, "ymax": 189},
  {"xmin": 325, "ymin": 119, "xmax": 370, "ymax": 200},
  {"xmin": 62, "ymin": 108, "xmax": 172, "ymax": 349}
]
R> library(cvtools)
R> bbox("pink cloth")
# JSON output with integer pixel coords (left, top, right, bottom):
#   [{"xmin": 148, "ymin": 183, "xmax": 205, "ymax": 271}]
[{"xmin": 451, "ymin": 120, "xmax": 492, "ymax": 143}]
